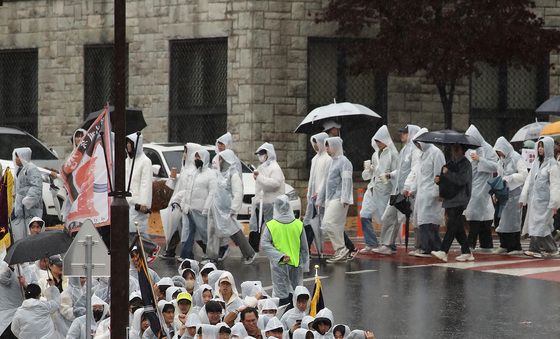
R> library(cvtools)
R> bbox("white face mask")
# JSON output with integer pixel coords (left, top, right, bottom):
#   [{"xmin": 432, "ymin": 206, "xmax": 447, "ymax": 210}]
[{"xmin": 258, "ymin": 154, "xmax": 268, "ymax": 163}]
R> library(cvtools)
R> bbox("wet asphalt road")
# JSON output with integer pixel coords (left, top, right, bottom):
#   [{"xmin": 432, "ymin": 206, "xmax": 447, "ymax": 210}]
[{"xmin": 151, "ymin": 243, "xmax": 560, "ymax": 339}]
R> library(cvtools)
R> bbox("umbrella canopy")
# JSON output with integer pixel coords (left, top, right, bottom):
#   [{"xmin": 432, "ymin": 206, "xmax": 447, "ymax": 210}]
[
  {"xmin": 510, "ymin": 121, "xmax": 548, "ymax": 142},
  {"xmin": 540, "ymin": 121, "xmax": 560, "ymax": 137},
  {"xmin": 4, "ymin": 230, "xmax": 73, "ymax": 265},
  {"xmin": 82, "ymin": 106, "xmax": 147, "ymax": 135},
  {"xmin": 294, "ymin": 102, "xmax": 382, "ymax": 134},
  {"xmin": 536, "ymin": 96, "xmax": 560, "ymax": 115},
  {"xmin": 414, "ymin": 129, "xmax": 481, "ymax": 149}
]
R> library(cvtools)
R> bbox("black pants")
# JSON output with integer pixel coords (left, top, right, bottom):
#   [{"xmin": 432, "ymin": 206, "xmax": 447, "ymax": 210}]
[
  {"xmin": 164, "ymin": 230, "xmax": 181, "ymax": 256},
  {"xmin": 442, "ymin": 207, "xmax": 470, "ymax": 254},
  {"xmin": 304, "ymin": 225, "xmax": 355, "ymax": 253},
  {"xmin": 417, "ymin": 223, "xmax": 441, "ymax": 253},
  {"xmin": 467, "ymin": 220, "xmax": 493, "ymax": 249},
  {"xmin": 497, "ymin": 232, "xmax": 522, "ymax": 252},
  {"xmin": 0, "ymin": 324, "xmax": 16, "ymax": 339}
]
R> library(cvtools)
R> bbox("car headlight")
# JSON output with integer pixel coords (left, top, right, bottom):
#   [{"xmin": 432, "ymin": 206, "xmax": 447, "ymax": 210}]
[{"xmin": 286, "ymin": 189, "xmax": 299, "ymax": 201}]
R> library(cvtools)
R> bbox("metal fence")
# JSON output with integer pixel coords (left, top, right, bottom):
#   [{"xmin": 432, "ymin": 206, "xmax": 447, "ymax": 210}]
[
  {"xmin": 0, "ymin": 49, "xmax": 38, "ymax": 136},
  {"xmin": 470, "ymin": 61, "xmax": 549, "ymax": 144},
  {"xmin": 307, "ymin": 37, "xmax": 387, "ymax": 170},
  {"xmin": 84, "ymin": 44, "xmax": 128, "ymax": 117},
  {"xmin": 169, "ymin": 38, "xmax": 228, "ymax": 145}
]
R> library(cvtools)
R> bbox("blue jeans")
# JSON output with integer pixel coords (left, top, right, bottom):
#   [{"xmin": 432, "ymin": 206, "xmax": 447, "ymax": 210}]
[
  {"xmin": 180, "ymin": 216, "xmax": 197, "ymax": 259},
  {"xmin": 361, "ymin": 217, "xmax": 379, "ymax": 247}
]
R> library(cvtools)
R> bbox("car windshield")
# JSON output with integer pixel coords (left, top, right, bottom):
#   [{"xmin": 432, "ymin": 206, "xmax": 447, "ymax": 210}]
[
  {"xmin": 162, "ymin": 150, "xmax": 252, "ymax": 173},
  {"xmin": 0, "ymin": 133, "xmax": 57, "ymax": 160}
]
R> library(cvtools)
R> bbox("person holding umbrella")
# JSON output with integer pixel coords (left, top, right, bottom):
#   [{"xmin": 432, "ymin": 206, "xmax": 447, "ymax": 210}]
[
  {"xmin": 432, "ymin": 143, "xmax": 473, "ymax": 262},
  {"xmin": 323, "ymin": 120, "xmax": 341, "ymax": 137},
  {"xmin": 520, "ymin": 137, "xmax": 560, "ymax": 257},
  {"xmin": 373, "ymin": 124, "xmax": 421, "ymax": 255},
  {"xmin": 464, "ymin": 125, "xmax": 499, "ymax": 252},
  {"xmin": 492, "ymin": 137, "xmax": 528, "ymax": 254},
  {"xmin": 359, "ymin": 126, "xmax": 398, "ymax": 254},
  {"xmin": 403, "ymin": 128, "xmax": 445, "ymax": 257}
]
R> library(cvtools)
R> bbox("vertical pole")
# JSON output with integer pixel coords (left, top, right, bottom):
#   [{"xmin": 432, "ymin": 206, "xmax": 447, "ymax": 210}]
[
  {"xmin": 111, "ymin": 0, "xmax": 129, "ymax": 337},
  {"xmin": 85, "ymin": 235, "xmax": 93, "ymax": 339}
]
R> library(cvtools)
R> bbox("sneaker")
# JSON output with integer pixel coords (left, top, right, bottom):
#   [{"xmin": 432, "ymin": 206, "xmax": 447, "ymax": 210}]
[
  {"xmin": 408, "ymin": 249, "xmax": 420, "ymax": 256},
  {"xmin": 524, "ymin": 250, "xmax": 538, "ymax": 258},
  {"xmin": 217, "ymin": 246, "xmax": 230, "ymax": 262},
  {"xmin": 456, "ymin": 253, "xmax": 475, "ymax": 262},
  {"xmin": 347, "ymin": 250, "xmax": 358, "ymax": 261},
  {"xmin": 431, "ymin": 250, "xmax": 448, "ymax": 262},
  {"xmin": 358, "ymin": 246, "xmax": 376, "ymax": 254},
  {"xmin": 243, "ymin": 252, "xmax": 258, "ymax": 265},
  {"xmin": 532, "ymin": 252, "xmax": 543, "ymax": 258},
  {"xmin": 491, "ymin": 247, "xmax": 507, "ymax": 254},
  {"xmin": 327, "ymin": 253, "xmax": 348, "ymax": 263},
  {"xmin": 506, "ymin": 250, "xmax": 524, "ymax": 256},
  {"xmin": 372, "ymin": 245, "xmax": 392, "ymax": 255},
  {"xmin": 414, "ymin": 251, "xmax": 432, "ymax": 258}
]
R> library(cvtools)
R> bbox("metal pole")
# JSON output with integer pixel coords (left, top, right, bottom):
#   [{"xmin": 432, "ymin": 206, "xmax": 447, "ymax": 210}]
[
  {"xmin": 111, "ymin": 0, "xmax": 129, "ymax": 337},
  {"xmin": 85, "ymin": 235, "xmax": 93, "ymax": 339}
]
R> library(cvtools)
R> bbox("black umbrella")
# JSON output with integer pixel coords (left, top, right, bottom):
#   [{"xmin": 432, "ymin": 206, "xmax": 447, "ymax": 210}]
[
  {"xmin": 414, "ymin": 129, "xmax": 481, "ymax": 149},
  {"xmin": 536, "ymin": 96, "xmax": 560, "ymax": 115},
  {"xmin": 389, "ymin": 194, "xmax": 412, "ymax": 250},
  {"xmin": 82, "ymin": 106, "xmax": 147, "ymax": 135},
  {"xmin": 4, "ymin": 230, "xmax": 73, "ymax": 265}
]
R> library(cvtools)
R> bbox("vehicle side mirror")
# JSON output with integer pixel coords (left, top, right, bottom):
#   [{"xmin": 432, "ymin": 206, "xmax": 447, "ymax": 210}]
[{"xmin": 152, "ymin": 164, "xmax": 162, "ymax": 177}]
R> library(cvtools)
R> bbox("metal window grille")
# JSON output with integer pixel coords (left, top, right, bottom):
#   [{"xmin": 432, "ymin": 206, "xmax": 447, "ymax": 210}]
[
  {"xmin": 308, "ymin": 38, "xmax": 387, "ymax": 169},
  {"xmin": 84, "ymin": 44, "xmax": 128, "ymax": 117},
  {"xmin": 0, "ymin": 49, "xmax": 38, "ymax": 136},
  {"xmin": 470, "ymin": 61, "xmax": 549, "ymax": 144},
  {"xmin": 169, "ymin": 38, "xmax": 227, "ymax": 145}
]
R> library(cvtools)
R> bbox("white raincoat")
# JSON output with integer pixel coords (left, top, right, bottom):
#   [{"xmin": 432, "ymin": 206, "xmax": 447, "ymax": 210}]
[
  {"xmin": 361, "ymin": 126, "xmax": 399, "ymax": 223},
  {"xmin": 280, "ymin": 286, "xmax": 310, "ymax": 330},
  {"xmin": 0, "ymin": 262, "xmax": 24, "ymax": 335},
  {"xmin": 406, "ymin": 129, "xmax": 446, "ymax": 226},
  {"xmin": 168, "ymin": 143, "xmax": 201, "ymax": 197},
  {"xmin": 520, "ymin": 137, "xmax": 560, "ymax": 237},
  {"xmin": 11, "ymin": 285, "xmax": 62, "ymax": 339},
  {"xmin": 125, "ymin": 133, "xmax": 153, "ymax": 234},
  {"xmin": 493, "ymin": 137, "xmax": 528, "ymax": 233},
  {"xmin": 214, "ymin": 271, "xmax": 243, "ymax": 315},
  {"xmin": 332, "ymin": 324, "xmax": 351, "ymax": 339},
  {"xmin": 12, "ymin": 147, "xmax": 43, "ymax": 241},
  {"xmin": 260, "ymin": 195, "xmax": 309, "ymax": 299},
  {"xmin": 464, "ymin": 125, "xmax": 499, "ymax": 221},
  {"xmin": 211, "ymin": 132, "xmax": 242, "ymax": 174},
  {"xmin": 65, "ymin": 295, "xmax": 110, "ymax": 339},
  {"xmin": 312, "ymin": 308, "xmax": 334, "ymax": 339}
]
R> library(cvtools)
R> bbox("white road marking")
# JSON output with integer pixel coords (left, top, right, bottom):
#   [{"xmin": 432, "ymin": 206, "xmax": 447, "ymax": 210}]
[
  {"xmin": 345, "ymin": 269, "xmax": 378, "ymax": 275},
  {"xmin": 484, "ymin": 267, "xmax": 560, "ymax": 276}
]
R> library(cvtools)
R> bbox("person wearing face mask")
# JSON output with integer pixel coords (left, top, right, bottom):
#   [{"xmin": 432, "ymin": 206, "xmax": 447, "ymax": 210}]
[
  {"xmin": 492, "ymin": 137, "xmax": 528, "ymax": 254},
  {"xmin": 161, "ymin": 142, "xmax": 202, "ymax": 260},
  {"xmin": 316, "ymin": 137, "xmax": 354, "ymax": 263},
  {"xmin": 520, "ymin": 137, "xmax": 560, "ymax": 258},
  {"xmin": 125, "ymin": 132, "xmax": 153, "ymax": 236},
  {"xmin": 65, "ymin": 295, "xmax": 109, "ymax": 339},
  {"xmin": 249, "ymin": 143, "xmax": 286, "ymax": 252},
  {"xmin": 207, "ymin": 150, "xmax": 257, "ymax": 264},
  {"xmin": 178, "ymin": 150, "xmax": 217, "ymax": 261}
]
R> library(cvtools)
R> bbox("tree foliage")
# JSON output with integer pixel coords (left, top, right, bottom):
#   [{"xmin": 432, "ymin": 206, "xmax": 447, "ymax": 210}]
[{"xmin": 320, "ymin": 0, "xmax": 560, "ymax": 128}]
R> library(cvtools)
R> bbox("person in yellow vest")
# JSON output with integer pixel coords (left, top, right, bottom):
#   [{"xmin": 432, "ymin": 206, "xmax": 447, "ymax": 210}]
[{"xmin": 260, "ymin": 195, "xmax": 310, "ymax": 306}]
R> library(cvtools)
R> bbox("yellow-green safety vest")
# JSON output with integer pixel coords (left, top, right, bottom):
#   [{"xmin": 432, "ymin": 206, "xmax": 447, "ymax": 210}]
[{"xmin": 265, "ymin": 219, "xmax": 303, "ymax": 267}]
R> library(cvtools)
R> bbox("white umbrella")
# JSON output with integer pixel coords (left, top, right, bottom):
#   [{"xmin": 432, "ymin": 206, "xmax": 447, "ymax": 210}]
[
  {"xmin": 294, "ymin": 102, "xmax": 382, "ymax": 134},
  {"xmin": 510, "ymin": 121, "xmax": 548, "ymax": 142}
]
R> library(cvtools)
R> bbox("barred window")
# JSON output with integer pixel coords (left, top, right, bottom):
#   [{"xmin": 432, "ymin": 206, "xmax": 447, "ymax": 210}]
[
  {"xmin": 169, "ymin": 38, "xmax": 227, "ymax": 145},
  {"xmin": 470, "ymin": 61, "xmax": 548, "ymax": 144},
  {"xmin": 0, "ymin": 49, "xmax": 38, "ymax": 136},
  {"xmin": 308, "ymin": 38, "xmax": 387, "ymax": 169},
  {"xmin": 84, "ymin": 44, "xmax": 128, "ymax": 117}
]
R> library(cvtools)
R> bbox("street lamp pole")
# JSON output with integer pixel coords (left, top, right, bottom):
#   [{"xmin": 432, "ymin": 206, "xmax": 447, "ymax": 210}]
[{"xmin": 110, "ymin": 0, "xmax": 129, "ymax": 337}]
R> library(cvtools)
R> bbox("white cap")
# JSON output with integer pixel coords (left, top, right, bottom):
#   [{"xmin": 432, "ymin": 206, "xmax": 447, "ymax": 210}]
[{"xmin": 322, "ymin": 120, "xmax": 341, "ymax": 131}]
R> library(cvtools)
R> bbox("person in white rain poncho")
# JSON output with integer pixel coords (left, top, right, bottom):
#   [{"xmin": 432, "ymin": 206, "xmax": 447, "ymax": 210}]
[
  {"xmin": 493, "ymin": 137, "xmax": 528, "ymax": 254},
  {"xmin": 332, "ymin": 324, "xmax": 351, "ymax": 339},
  {"xmin": 317, "ymin": 137, "xmax": 354, "ymax": 263},
  {"xmin": 11, "ymin": 147, "xmax": 43, "ymax": 242},
  {"xmin": 359, "ymin": 126, "xmax": 398, "ymax": 254},
  {"xmin": 212, "ymin": 132, "xmax": 242, "ymax": 174},
  {"xmin": 403, "ymin": 128, "xmax": 445, "ymax": 257},
  {"xmin": 207, "ymin": 150, "xmax": 257, "ymax": 264},
  {"xmin": 129, "ymin": 308, "xmax": 150, "ymax": 339},
  {"xmin": 197, "ymin": 324, "xmax": 219, "ymax": 338},
  {"xmin": 11, "ymin": 283, "xmax": 63, "ymax": 339},
  {"xmin": 280, "ymin": 285, "xmax": 310, "ymax": 332},
  {"xmin": 303, "ymin": 132, "xmax": 331, "ymax": 255},
  {"xmin": 215, "ymin": 272, "xmax": 244, "ymax": 320},
  {"xmin": 142, "ymin": 300, "xmax": 177, "ymax": 339},
  {"xmin": 249, "ymin": 143, "xmax": 286, "ymax": 252},
  {"xmin": 520, "ymin": 137, "xmax": 560, "ymax": 257},
  {"xmin": 264, "ymin": 317, "xmax": 285, "ymax": 339},
  {"xmin": 178, "ymin": 149, "xmax": 217, "ymax": 260},
  {"xmin": 312, "ymin": 308, "xmax": 334, "ymax": 339},
  {"xmin": 161, "ymin": 142, "xmax": 201, "ymax": 259},
  {"xmin": 59, "ymin": 277, "xmax": 86, "ymax": 327},
  {"xmin": 0, "ymin": 262, "xmax": 24, "ymax": 338},
  {"xmin": 464, "ymin": 125, "xmax": 499, "ymax": 251},
  {"xmin": 125, "ymin": 132, "xmax": 153, "ymax": 235},
  {"xmin": 261, "ymin": 195, "xmax": 309, "ymax": 305},
  {"xmin": 374, "ymin": 125, "xmax": 421, "ymax": 255},
  {"xmin": 65, "ymin": 295, "xmax": 109, "ymax": 339}
]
